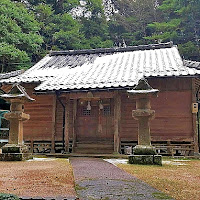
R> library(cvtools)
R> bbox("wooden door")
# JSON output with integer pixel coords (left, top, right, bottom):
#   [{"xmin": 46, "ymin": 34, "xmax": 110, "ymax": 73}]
[{"xmin": 76, "ymin": 99, "xmax": 114, "ymax": 142}]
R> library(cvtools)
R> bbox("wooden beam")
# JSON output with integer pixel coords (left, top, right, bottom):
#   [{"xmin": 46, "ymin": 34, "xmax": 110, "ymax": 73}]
[
  {"xmin": 114, "ymin": 91, "xmax": 121, "ymax": 153},
  {"xmin": 192, "ymin": 78, "xmax": 199, "ymax": 154},
  {"xmin": 51, "ymin": 95, "xmax": 56, "ymax": 153},
  {"xmin": 65, "ymin": 97, "xmax": 70, "ymax": 152},
  {"xmin": 72, "ymin": 99, "xmax": 77, "ymax": 152},
  {"xmin": 68, "ymin": 91, "xmax": 115, "ymax": 99}
]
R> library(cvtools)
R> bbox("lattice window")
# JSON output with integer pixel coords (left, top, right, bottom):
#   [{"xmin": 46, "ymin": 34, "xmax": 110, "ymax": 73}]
[
  {"xmin": 82, "ymin": 108, "xmax": 91, "ymax": 116},
  {"xmin": 103, "ymin": 106, "xmax": 111, "ymax": 116}
]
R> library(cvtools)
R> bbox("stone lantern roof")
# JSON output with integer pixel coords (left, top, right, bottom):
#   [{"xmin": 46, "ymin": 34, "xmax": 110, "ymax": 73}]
[
  {"xmin": 127, "ymin": 79, "xmax": 159, "ymax": 95},
  {"xmin": 0, "ymin": 84, "xmax": 35, "ymax": 102}
]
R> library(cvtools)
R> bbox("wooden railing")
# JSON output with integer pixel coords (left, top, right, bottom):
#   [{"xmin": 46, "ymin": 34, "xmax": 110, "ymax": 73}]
[
  {"xmin": 120, "ymin": 140, "xmax": 195, "ymax": 156},
  {"xmin": 152, "ymin": 143, "xmax": 195, "ymax": 156}
]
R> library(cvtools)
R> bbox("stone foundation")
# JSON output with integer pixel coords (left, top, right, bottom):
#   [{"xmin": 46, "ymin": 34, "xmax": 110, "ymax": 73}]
[
  {"xmin": 2, "ymin": 144, "xmax": 28, "ymax": 153},
  {"xmin": 0, "ymin": 144, "xmax": 32, "ymax": 161},
  {"xmin": 133, "ymin": 145, "xmax": 156, "ymax": 155},
  {"xmin": 129, "ymin": 155, "xmax": 162, "ymax": 165},
  {"xmin": 0, "ymin": 153, "xmax": 32, "ymax": 161}
]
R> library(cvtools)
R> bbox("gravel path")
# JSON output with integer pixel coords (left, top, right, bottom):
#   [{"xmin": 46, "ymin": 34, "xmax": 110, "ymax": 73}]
[{"xmin": 70, "ymin": 157, "xmax": 173, "ymax": 200}]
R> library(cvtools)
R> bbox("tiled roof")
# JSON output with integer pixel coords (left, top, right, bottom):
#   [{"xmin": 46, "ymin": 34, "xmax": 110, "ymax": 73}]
[
  {"xmin": 184, "ymin": 60, "xmax": 200, "ymax": 69},
  {"xmin": 0, "ymin": 70, "xmax": 24, "ymax": 80},
  {"xmin": 1, "ymin": 42, "xmax": 200, "ymax": 92}
]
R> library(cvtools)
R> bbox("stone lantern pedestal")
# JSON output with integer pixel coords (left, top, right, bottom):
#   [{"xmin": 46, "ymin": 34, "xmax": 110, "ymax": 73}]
[
  {"xmin": 0, "ymin": 84, "xmax": 34, "ymax": 161},
  {"xmin": 127, "ymin": 79, "xmax": 162, "ymax": 165}
]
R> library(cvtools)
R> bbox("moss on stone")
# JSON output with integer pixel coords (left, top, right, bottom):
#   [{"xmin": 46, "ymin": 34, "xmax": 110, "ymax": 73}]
[
  {"xmin": 0, "ymin": 193, "xmax": 19, "ymax": 200},
  {"xmin": 2, "ymin": 146, "xmax": 20, "ymax": 153},
  {"xmin": 152, "ymin": 192, "xmax": 173, "ymax": 199},
  {"xmin": 133, "ymin": 145, "xmax": 156, "ymax": 155},
  {"xmin": 0, "ymin": 153, "xmax": 32, "ymax": 161},
  {"xmin": 129, "ymin": 155, "xmax": 162, "ymax": 165},
  {"xmin": 75, "ymin": 184, "xmax": 87, "ymax": 191}
]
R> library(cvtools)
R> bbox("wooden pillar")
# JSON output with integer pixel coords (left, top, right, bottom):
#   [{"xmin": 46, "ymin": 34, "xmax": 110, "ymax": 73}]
[
  {"xmin": 65, "ymin": 97, "xmax": 70, "ymax": 152},
  {"xmin": 51, "ymin": 95, "xmax": 56, "ymax": 153},
  {"xmin": 192, "ymin": 78, "xmax": 199, "ymax": 153},
  {"xmin": 72, "ymin": 99, "xmax": 77, "ymax": 152},
  {"xmin": 114, "ymin": 92, "xmax": 121, "ymax": 153},
  {"xmin": 30, "ymin": 140, "xmax": 34, "ymax": 153}
]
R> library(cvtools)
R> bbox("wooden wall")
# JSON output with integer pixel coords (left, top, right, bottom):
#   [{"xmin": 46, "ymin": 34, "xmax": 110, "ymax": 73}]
[
  {"xmin": 18, "ymin": 77, "xmax": 195, "ymax": 145},
  {"xmin": 120, "ymin": 77, "xmax": 194, "ymax": 142},
  {"xmin": 23, "ymin": 84, "xmax": 55, "ymax": 141},
  {"xmin": 151, "ymin": 90, "xmax": 193, "ymax": 141}
]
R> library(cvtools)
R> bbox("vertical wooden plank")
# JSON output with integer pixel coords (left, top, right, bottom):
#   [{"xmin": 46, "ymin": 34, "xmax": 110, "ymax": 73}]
[
  {"xmin": 65, "ymin": 96, "xmax": 70, "ymax": 152},
  {"xmin": 192, "ymin": 78, "xmax": 199, "ymax": 153},
  {"xmin": 72, "ymin": 99, "xmax": 77, "ymax": 152},
  {"xmin": 167, "ymin": 140, "xmax": 172, "ymax": 155},
  {"xmin": 51, "ymin": 95, "xmax": 56, "ymax": 153},
  {"xmin": 30, "ymin": 140, "xmax": 34, "ymax": 153},
  {"xmin": 114, "ymin": 91, "xmax": 121, "ymax": 153}
]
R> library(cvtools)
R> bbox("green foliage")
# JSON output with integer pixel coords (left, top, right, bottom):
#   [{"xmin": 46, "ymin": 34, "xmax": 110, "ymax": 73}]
[
  {"xmin": 178, "ymin": 41, "xmax": 200, "ymax": 60},
  {"xmin": 146, "ymin": 0, "xmax": 200, "ymax": 60},
  {"xmin": 28, "ymin": 0, "xmax": 112, "ymax": 50},
  {"xmin": 3, "ymin": 0, "xmax": 200, "ymax": 69},
  {"xmin": 0, "ymin": 42, "xmax": 30, "ymax": 72},
  {"xmin": 0, "ymin": 193, "xmax": 19, "ymax": 200},
  {"xmin": 0, "ymin": 0, "xmax": 43, "ymax": 72},
  {"xmin": 51, "ymin": 13, "xmax": 84, "ymax": 50},
  {"xmin": 79, "ymin": 0, "xmax": 112, "ymax": 48},
  {"xmin": 148, "ymin": 19, "xmax": 182, "ymax": 32},
  {"xmin": 109, "ymin": 0, "xmax": 160, "ymax": 45},
  {"xmin": 85, "ymin": 0, "xmax": 104, "ymax": 17}
]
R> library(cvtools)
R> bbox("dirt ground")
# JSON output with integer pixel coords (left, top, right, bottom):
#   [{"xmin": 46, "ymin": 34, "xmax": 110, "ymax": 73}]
[
  {"xmin": 117, "ymin": 158, "xmax": 200, "ymax": 200},
  {"xmin": 0, "ymin": 158, "xmax": 76, "ymax": 198},
  {"xmin": 1, "ymin": 157, "xmax": 199, "ymax": 200}
]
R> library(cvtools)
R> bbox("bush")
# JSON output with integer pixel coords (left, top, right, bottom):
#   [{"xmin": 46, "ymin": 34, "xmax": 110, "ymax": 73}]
[{"xmin": 0, "ymin": 193, "xmax": 19, "ymax": 200}]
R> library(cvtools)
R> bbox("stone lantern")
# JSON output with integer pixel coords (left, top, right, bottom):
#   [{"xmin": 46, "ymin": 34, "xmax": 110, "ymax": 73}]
[
  {"xmin": 0, "ymin": 84, "xmax": 34, "ymax": 161},
  {"xmin": 127, "ymin": 79, "xmax": 162, "ymax": 165}
]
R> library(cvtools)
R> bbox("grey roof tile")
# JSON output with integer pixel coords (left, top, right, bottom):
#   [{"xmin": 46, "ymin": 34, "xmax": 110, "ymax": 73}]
[
  {"xmin": 184, "ymin": 60, "xmax": 200, "ymax": 69},
  {"xmin": 1, "ymin": 43, "xmax": 200, "ymax": 92},
  {"xmin": 0, "ymin": 70, "xmax": 24, "ymax": 80}
]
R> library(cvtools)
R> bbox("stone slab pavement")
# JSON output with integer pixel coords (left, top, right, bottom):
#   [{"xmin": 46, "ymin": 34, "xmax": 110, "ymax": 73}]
[
  {"xmin": 70, "ymin": 158, "xmax": 172, "ymax": 200},
  {"xmin": 70, "ymin": 157, "xmax": 173, "ymax": 200}
]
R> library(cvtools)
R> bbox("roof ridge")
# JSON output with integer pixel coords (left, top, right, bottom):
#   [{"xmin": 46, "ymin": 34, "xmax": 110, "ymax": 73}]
[{"xmin": 49, "ymin": 42, "xmax": 174, "ymax": 56}]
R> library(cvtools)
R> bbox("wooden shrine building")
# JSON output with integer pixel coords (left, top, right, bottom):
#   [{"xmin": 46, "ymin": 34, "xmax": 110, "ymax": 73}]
[{"xmin": 1, "ymin": 42, "xmax": 200, "ymax": 156}]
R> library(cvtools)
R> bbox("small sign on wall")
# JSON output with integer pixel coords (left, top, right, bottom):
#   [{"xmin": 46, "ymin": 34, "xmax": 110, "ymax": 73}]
[{"xmin": 192, "ymin": 103, "xmax": 198, "ymax": 113}]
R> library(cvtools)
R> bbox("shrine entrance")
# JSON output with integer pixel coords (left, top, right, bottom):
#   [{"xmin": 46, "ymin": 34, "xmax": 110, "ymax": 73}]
[{"xmin": 76, "ymin": 99, "xmax": 114, "ymax": 143}]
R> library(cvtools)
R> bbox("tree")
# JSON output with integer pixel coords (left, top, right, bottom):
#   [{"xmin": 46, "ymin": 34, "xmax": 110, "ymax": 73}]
[
  {"xmin": 18, "ymin": 0, "xmax": 113, "ymax": 50},
  {"xmin": 0, "ymin": 43, "xmax": 29, "ymax": 73},
  {"xmin": 51, "ymin": 13, "xmax": 85, "ymax": 50},
  {"xmin": 79, "ymin": 0, "xmax": 113, "ymax": 48},
  {"xmin": 146, "ymin": 0, "xmax": 200, "ymax": 60},
  {"xmin": 0, "ymin": 0, "xmax": 43, "ymax": 72},
  {"xmin": 32, "ymin": 2, "xmax": 85, "ymax": 50},
  {"xmin": 27, "ymin": 0, "xmax": 80, "ymax": 14},
  {"xmin": 10, "ymin": 0, "xmax": 200, "ymax": 61},
  {"xmin": 108, "ymin": 0, "xmax": 160, "ymax": 46}
]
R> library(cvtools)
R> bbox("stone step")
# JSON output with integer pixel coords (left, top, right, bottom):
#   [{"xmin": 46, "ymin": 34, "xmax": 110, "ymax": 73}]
[
  {"xmin": 74, "ymin": 141, "xmax": 114, "ymax": 154},
  {"xmin": 76, "ymin": 143, "xmax": 114, "ymax": 149},
  {"xmin": 73, "ymin": 147, "xmax": 114, "ymax": 154},
  {"xmin": 74, "ymin": 147, "xmax": 114, "ymax": 154}
]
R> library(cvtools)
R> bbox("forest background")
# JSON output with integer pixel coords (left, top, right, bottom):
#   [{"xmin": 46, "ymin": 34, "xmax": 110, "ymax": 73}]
[{"xmin": 0, "ymin": 0, "xmax": 200, "ymax": 72}]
